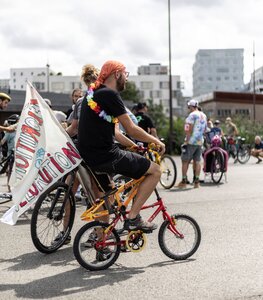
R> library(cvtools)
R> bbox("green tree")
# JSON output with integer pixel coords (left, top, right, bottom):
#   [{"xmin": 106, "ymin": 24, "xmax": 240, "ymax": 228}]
[{"xmin": 121, "ymin": 81, "xmax": 141, "ymax": 102}]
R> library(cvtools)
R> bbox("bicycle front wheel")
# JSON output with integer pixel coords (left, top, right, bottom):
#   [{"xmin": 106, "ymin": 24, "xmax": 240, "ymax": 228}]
[
  {"xmin": 237, "ymin": 145, "xmax": 251, "ymax": 164},
  {"xmin": 73, "ymin": 221, "xmax": 121, "ymax": 271},
  {"xmin": 160, "ymin": 155, "xmax": 177, "ymax": 189},
  {"xmin": 158, "ymin": 214, "xmax": 201, "ymax": 260},
  {"xmin": 30, "ymin": 182, "xmax": 75, "ymax": 254},
  {"xmin": 211, "ymin": 151, "xmax": 224, "ymax": 184}
]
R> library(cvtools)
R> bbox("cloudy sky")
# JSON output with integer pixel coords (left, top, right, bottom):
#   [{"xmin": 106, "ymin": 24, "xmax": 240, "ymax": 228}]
[{"xmin": 1, "ymin": 0, "xmax": 262, "ymax": 96}]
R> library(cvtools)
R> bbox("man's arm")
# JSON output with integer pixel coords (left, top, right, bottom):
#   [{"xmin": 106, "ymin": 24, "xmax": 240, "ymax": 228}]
[
  {"xmin": 115, "ymin": 124, "xmax": 137, "ymax": 148},
  {"xmin": 66, "ymin": 119, "xmax": 78, "ymax": 137},
  {"xmin": 0, "ymin": 125, "xmax": 16, "ymax": 133},
  {"xmin": 118, "ymin": 114, "xmax": 165, "ymax": 155}
]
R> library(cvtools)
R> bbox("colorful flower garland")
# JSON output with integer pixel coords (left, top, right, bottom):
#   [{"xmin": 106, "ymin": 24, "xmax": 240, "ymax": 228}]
[{"xmin": 86, "ymin": 83, "xmax": 118, "ymax": 123}]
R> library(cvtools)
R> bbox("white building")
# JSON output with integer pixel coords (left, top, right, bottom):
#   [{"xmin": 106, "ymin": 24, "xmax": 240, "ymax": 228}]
[
  {"xmin": 6, "ymin": 64, "xmax": 184, "ymax": 116},
  {"xmin": 193, "ymin": 49, "xmax": 244, "ymax": 97},
  {"xmin": 10, "ymin": 67, "xmax": 82, "ymax": 93},
  {"xmin": 130, "ymin": 63, "xmax": 183, "ymax": 116}
]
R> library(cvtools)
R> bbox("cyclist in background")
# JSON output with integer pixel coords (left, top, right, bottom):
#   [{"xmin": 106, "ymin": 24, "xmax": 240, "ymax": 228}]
[
  {"xmin": 78, "ymin": 60, "xmax": 165, "ymax": 232},
  {"xmin": 225, "ymin": 117, "xmax": 238, "ymax": 137}
]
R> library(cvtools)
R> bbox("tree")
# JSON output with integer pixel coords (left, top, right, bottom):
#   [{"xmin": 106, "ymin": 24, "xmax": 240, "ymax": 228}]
[{"xmin": 121, "ymin": 81, "xmax": 141, "ymax": 102}]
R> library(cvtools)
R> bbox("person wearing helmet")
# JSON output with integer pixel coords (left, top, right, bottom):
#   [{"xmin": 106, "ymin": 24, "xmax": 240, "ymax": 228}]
[
  {"xmin": 210, "ymin": 120, "xmax": 224, "ymax": 137},
  {"xmin": 0, "ymin": 92, "xmax": 11, "ymax": 110}
]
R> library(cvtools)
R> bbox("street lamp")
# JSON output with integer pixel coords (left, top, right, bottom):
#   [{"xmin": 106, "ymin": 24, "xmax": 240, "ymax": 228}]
[
  {"xmin": 168, "ymin": 0, "xmax": 173, "ymax": 154},
  {"xmin": 46, "ymin": 63, "xmax": 50, "ymax": 92},
  {"xmin": 252, "ymin": 42, "xmax": 256, "ymax": 122}
]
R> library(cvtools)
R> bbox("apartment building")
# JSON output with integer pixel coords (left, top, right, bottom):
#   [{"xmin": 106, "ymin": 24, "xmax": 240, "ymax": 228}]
[
  {"xmin": 193, "ymin": 49, "xmax": 244, "ymax": 97},
  {"xmin": 5, "ymin": 64, "xmax": 184, "ymax": 117},
  {"xmin": 130, "ymin": 63, "xmax": 184, "ymax": 116}
]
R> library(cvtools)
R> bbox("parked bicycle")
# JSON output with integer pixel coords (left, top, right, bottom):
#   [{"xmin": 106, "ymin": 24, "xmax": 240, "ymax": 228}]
[
  {"xmin": 224, "ymin": 136, "xmax": 251, "ymax": 164},
  {"xmin": 73, "ymin": 144, "xmax": 201, "ymax": 271},
  {"xmin": 203, "ymin": 135, "xmax": 228, "ymax": 184}
]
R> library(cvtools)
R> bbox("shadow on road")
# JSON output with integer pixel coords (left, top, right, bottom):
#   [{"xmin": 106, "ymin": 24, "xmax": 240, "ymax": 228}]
[{"xmin": 0, "ymin": 249, "xmax": 196, "ymax": 299}]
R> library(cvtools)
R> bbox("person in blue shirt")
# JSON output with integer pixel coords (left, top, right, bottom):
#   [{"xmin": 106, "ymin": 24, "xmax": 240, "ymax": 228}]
[{"xmin": 251, "ymin": 135, "xmax": 263, "ymax": 164}]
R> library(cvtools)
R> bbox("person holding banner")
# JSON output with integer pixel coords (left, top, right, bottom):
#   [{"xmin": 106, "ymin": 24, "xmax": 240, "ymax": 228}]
[{"xmin": 78, "ymin": 60, "xmax": 165, "ymax": 232}]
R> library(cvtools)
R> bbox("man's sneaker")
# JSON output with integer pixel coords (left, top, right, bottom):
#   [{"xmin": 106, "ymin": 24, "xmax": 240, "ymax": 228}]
[
  {"xmin": 124, "ymin": 215, "xmax": 157, "ymax": 233},
  {"xmin": 194, "ymin": 181, "xmax": 200, "ymax": 189},
  {"xmin": 52, "ymin": 232, "xmax": 71, "ymax": 245},
  {"xmin": 177, "ymin": 180, "xmax": 187, "ymax": 188},
  {"xmin": 256, "ymin": 158, "xmax": 262, "ymax": 164},
  {"xmin": 96, "ymin": 247, "xmax": 112, "ymax": 262},
  {"xmin": 84, "ymin": 232, "xmax": 98, "ymax": 248}
]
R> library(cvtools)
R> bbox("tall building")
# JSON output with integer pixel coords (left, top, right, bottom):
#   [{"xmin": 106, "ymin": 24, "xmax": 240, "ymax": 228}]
[
  {"xmin": 130, "ymin": 63, "xmax": 184, "ymax": 116},
  {"xmin": 192, "ymin": 49, "xmax": 244, "ymax": 97}
]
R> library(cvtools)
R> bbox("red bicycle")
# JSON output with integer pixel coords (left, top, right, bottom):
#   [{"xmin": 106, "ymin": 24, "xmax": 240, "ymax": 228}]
[{"xmin": 73, "ymin": 146, "xmax": 201, "ymax": 271}]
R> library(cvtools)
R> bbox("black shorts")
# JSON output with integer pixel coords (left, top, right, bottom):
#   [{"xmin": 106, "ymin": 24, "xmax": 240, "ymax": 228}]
[{"xmin": 90, "ymin": 149, "xmax": 151, "ymax": 192}]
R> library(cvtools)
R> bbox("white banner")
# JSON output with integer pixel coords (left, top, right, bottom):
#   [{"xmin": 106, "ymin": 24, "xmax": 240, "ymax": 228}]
[{"xmin": 1, "ymin": 82, "xmax": 82, "ymax": 225}]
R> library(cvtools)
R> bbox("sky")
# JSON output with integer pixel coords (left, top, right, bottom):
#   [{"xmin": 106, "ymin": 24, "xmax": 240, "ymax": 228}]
[{"xmin": 1, "ymin": 0, "xmax": 262, "ymax": 96}]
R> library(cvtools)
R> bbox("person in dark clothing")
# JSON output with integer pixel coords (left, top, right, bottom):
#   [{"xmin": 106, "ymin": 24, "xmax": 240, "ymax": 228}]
[
  {"xmin": 78, "ymin": 60, "xmax": 165, "ymax": 232},
  {"xmin": 135, "ymin": 102, "xmax": 158, "ymax": 138}
]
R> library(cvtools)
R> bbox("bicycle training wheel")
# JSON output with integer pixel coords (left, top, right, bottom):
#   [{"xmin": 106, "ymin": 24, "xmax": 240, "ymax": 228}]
[
  {"xmin": 237, "ymin": 145, "xmax": 251, "ymax": 164},
  {"xmin": 158, "ymin": 214, "xmax": 201, "ymax": 260},
  {"xmin": 211, "ymin": 151, "xmax": 224, "ymax": 184},
  {"xmin": 159, "ymin": 155, "xmax": 177, "ymax": 189},
  {"xmin": 0, "ymin": 193, "xmax": 12, "ymax": 204},
  {"xmin": 73, "ymin": 221, "xmax": 121, "ymax": 271},
  {"xmin": 30, "ymin": 181, "xmax": 75, "ymax": 254}
]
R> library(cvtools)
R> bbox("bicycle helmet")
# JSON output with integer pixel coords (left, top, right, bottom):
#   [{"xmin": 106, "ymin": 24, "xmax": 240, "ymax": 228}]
[
  {"xmin": 7, "ymin": 114, "xmax": 20, "ymax": 125},
  {"xmin": 0, "ymin": 92, "xmax": 11, "ymax": 101},
  {"xmin": 211, "ymin": 135, "xmax": 222, "ymax": 147}
]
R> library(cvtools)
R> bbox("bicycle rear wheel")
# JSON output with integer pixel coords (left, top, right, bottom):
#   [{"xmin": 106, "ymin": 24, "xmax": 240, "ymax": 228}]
[
  {"xmin": 158, "ymin": 214, "xmax": 201, "ymax": 260},
  {"xmin": 73, "ymin": 221, "xmax": 121, "ymax": 271},
  {"xmin": 30, "ymin": 181, "xmax": 75, "ymax": 254},
  {"xmin": 237, "ymin": 145, "xmax": 251, "ymax": 164},
  {"xmin": 211, "ymin": 151, "xmax": 224, "ymax": 184},
  {"xmin": 159, "ymin": 155, "xmax": 177, "ymax": 189}
]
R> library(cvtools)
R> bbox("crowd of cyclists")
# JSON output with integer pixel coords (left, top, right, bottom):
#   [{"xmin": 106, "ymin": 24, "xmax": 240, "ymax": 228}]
[{"xmin": 1, "ymin": 60, "xmax": 263, "ymax": 232}]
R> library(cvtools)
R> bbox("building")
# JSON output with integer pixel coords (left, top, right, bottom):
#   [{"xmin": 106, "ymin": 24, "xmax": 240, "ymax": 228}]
[
  {"xmin": 10, "ymin": 67, "xmax": 82, "ymax": 93},
  {"xmin": 130, "ymin": 63, "xmax": 184, "ymax": 116},
  {"xmin": 193, "ymin": 49, "xmax": 244, "ymax": 98},
  {"xmin": 199, "ymin": 91, "xmax": 263, "ymax": 122},
  {"xmin": 4, "ymin": 63, "xmax": 185, "ymax": 117},
  {"xmin": 249, "ymin": 65, "xmax": 263, "ymax": 94}
]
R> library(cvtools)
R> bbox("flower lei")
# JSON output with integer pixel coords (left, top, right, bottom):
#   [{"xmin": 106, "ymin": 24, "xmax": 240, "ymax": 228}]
[{"xmin": 86, "ymin": 83, "xmax": 118, "ymax": 123}]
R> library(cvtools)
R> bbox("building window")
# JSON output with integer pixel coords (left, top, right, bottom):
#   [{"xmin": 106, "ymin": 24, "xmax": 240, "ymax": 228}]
[
  {"xmin": 150, "ymin": 90, "xmax": 161, "ymax": 98},
  {"xmin": 21, "ymin": 85, "xmax": 23, "ymax": 89},
  {"xmin": 217, "ymin": 109, "xmax": 231, "ymax": 117},
  {"xmin": 140, "ymin": 81, "xmax": 153, "ymax": 89},
  {"xmin": 33, "ymin": 82, "xmax": 45, "ymax": 90},
  {"xmin": 160, "ymin": 81, "xmax": 169, "ymax": 89},
  {"xmin": 21, "ymin": 72, "xmax": 23, "ymax": 76},
  {"xmin": 235, "ymin": 109, "xmax": 249, "ymax": 116},
  {"xmin": 13, "ymin": 72, "xmax": 16, "ymax": 76},
  {"xmin": 13, "ymin": 78, "xmax": 16, "ymax": 83},
  {"xmin": 31, "ymin": 72, "xmax": 34, "ymax": 76}
]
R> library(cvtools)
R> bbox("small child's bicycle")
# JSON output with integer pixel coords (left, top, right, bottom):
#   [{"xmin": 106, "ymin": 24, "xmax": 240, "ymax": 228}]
[{"xmin": 73, "ymin": 145, "xmax": 201, "ymax": 271}]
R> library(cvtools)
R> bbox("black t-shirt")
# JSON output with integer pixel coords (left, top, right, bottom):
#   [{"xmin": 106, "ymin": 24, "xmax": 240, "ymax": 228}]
[
  {"xmin": 78, "ymin": 85, "xmax": 126, "ymax": 166},
  {"xmin": 135, "ymin": 112, "xmax": 155, "ymax": 133}
]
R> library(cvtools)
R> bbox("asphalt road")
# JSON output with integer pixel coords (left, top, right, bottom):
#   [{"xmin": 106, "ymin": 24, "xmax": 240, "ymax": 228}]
[{"xmin": 0, "ymin": 156, "xmax": 263, "ymax": 300}]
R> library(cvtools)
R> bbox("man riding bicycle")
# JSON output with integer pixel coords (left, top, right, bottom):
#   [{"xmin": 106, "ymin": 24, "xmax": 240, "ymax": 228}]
[{"xmin": 78, "ymin": 60, "xmax": 165, "ymax": 232}]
